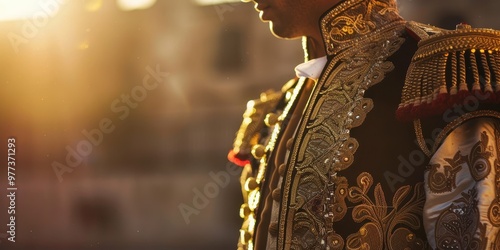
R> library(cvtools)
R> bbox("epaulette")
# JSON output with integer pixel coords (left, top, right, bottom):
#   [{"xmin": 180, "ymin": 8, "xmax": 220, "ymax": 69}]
[{"xmin": 396, "ymin": 21, "xmax": 500, "ymax": 121}]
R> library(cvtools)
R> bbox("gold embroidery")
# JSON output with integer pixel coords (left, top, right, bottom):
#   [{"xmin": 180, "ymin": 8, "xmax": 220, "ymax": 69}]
[
  {"xmin": 427, "ymin": 152, "xmax": 465, "ymax": 193},
  {"xmin": 290, "ymin": 176, "xmax": 349, "ymax": 249},
  {"xmin": 413, "ymin": 119, "xmax": 432, "ymax": 157},
  {"xmin": 288, "ymin": 173, "xmax": 428, "ymax": 250},
  {"xmin": 405, "ymin": 21, "xmax": 444, "ymax": 40},
  {"xmin": 280, "ymin": 24, "xmax": 407, "ymax": 249},
  {"xmin": 433, "ymin": 110, "xmax": 500, "ymax": 153},
  {"xmin": 397, "ymin": 24, "xmax": 500, "ymax": 121},
  {"xmin": 232, "ymin": 90, "xmax": 283, "ymax": 157},
  {"xmin": 328, "ymin": 0, "xmax": 399, "ymax": 42},
  {"xmin": 321, "ymin": 0, "xmax": 403, "ymax": 56},
  {"xmin": 346, "ymin": 173, "xmax": 427, "ymax": 249},
  {"xmin": 495, "ymin": 231, "xmax": 500, "ymax": 250},
  {"xmin": 329, "ymin": 14, "xmax": 375, "ymax": 40},
  {"xmin": 488, "ymin": 122, "xmax": 500, "ymax": 227},
  {"xmin": 467, "ymin": 131, "xmax": 492, "ymax": 181},
  {"xmin": 434, "ymin": 188, "xmax": 487, "ymax": 250},
  {"xmin": 427, "ymin": 130, "xmax": 493, "ymax": 194},
  {"xmin": 488, "ymin": 203, "xmax": 500, "ymax": 228},
  {"xmin": 236, "ymin": 78, "xmax": 309, "ymax": 249}
]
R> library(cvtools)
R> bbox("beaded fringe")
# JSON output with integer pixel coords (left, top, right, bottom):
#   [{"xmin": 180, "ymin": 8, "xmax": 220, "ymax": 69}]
[{"xmin": 396, "ymin": 25, "xmax": 500, "ymax": 121}]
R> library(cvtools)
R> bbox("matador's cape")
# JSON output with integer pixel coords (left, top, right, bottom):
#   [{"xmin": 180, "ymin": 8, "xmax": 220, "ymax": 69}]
[{"xmin": 228, "ymin": 0, "xmax": 500, "ymax": 249}]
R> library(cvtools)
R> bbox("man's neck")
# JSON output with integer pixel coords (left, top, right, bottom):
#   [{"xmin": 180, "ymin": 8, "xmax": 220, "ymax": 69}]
[{"xmin": 305, "ymin": 36, "xmax": 327, "ymax": 59}]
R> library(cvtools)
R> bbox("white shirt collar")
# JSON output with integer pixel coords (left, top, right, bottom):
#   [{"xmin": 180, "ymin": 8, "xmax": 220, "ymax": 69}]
[{"xmin": 294, "ymin": 56, "xmax": 327, "ymax": 81}]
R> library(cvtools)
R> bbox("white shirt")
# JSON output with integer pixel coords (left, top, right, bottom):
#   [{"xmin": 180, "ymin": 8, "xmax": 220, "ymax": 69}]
[{"xmin": 294, "ymin": 56, "xmax": 328, "ymax": 81}]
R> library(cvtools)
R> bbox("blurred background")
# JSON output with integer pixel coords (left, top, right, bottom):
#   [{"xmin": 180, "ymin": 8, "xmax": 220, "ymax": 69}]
[{"xmin": 0, "ymin": 0, "xmax": 498, "ymax": 249}]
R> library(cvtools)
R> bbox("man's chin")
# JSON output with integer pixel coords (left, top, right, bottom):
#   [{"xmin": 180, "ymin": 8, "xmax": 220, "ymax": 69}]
[{"xmin": 269, "ymin": 23, "xmax": 300, "ymax": 40}]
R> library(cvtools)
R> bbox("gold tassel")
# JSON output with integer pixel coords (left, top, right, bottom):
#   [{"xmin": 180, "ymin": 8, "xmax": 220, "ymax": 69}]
[
  {"xmin": 401, "ymin": 63, "xmax": 413, "ymax": 106},
  {"xmin": 480, "ymin": 49, "xmax": 493, "ymax": 92},
  {"xmin": 470, "ymin": 49, "xmax": 481, "ymax": 91},
  {"xmin": 450, "ymin": 51, "xmax": 458, "ymax": 95},
  {"xmin": 398, "ymin": 23, "xmax": 500, "ymax": 121},
  {"xmin": 421, "ymin": 59, "xmax": 431, "ymax": 104},
  {"xmin": 409, "ymin": 62, "xmax": 422, "ymax": 106},
  {"xmin": 459, "ymin": 51, "xmax": 467, "ymax": 91},
  {"xmin": 438, "ymin": 53, "xmax": 448, "ymax": 95},
  {"xmin": 415, "ymin": 63, "xmax": 425, "ymax": 105},
  {"xmin": 492, "ymin": 50, "xmax": 500, "ymax": 92}
]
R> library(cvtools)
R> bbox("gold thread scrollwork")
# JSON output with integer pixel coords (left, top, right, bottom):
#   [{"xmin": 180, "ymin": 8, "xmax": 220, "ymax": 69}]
[
  {"xmin": 488, "ymin": 122, "xmax": 500, "ymax": 228},
  {"xmin": 329, "ymin": 14, "xmax": 375, "ymax": 41},
  {"xmin": 281, "ymin": 22, "xmax": 407, "ymax": 249},
  {"xmin": 467, "ymin": 131, "xmax": 492, "ymax": 181},
  {"xmin": 434, "ymin": 188, "xmax": 487, "ymax": 250},
  {"xmin": 427, "ymin": 151, "xmax": 465, "ymax": 193},
  {"xmin": 346, "ymin": 173, "xmax": 427, "ymax": 249}
]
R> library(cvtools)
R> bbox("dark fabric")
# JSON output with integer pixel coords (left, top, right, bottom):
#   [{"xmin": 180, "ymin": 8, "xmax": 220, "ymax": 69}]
[
  {"xmin": 331, "ymin": 30, "xmax": 431, "ymax": 242},
  {"xmin": 254, "ymin": 79, "xmax": 315, "ymax": 250}
]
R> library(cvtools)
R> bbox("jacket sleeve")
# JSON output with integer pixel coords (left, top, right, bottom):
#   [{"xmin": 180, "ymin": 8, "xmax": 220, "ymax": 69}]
[{"xmin": 423, "ymin": 117, "xmax": 500, "ymax": 249}]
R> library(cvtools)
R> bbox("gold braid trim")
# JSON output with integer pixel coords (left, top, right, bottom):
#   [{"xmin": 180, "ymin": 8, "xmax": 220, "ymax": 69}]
[
  {"xmin": 230, "ymin": 81, "xmax": 294, "ymax": 162},
  {"xmin": 405, "ymin": 21, "xmax": 444, "ymax": 40},
  {"xmin": 432, "ymin": 110, "xmax": 500, "ymax": 154},
  {"xmin": 236, "ymin": 78, "xmax": 308, "ymax": 250},
  {"xmin": 413, "ymin": 119, "xmax": 432, "ymax": 158},
  {"xmin": 280, "ymin": 24, "xmax": 407, "ymax": 249},
  {"xmin": 397, "ymin": 23, "xmax": 500, "ymax": 121},
  {"xmin": 320, "ymin": 0, "xmax": 402, "ymax": 56}
]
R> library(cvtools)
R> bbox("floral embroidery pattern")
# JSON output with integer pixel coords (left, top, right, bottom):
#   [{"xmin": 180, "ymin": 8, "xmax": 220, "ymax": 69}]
[
  {"xmin": 488, "ymin": 123, "xmax": 500, "ymax": 237},
  {"xmin": 345, "ymin": 172, "xmax": 427, "ymax": 249},
  {"xmin": 281, "ymin": 27, "xmax": 407, "ymax": 249},
  {"xmin": 467, "ymin": 131, "xmax": 492, "ymax": 181},
  {"xmin": 434, "ymin": 188, "xmax": 487, "ymax": 250},
  {"xmin": 427, "ymin": 131, "xmax": 492, "ymax": 194},
  {"xmin": 427, "ymin": 152, "xmax": 465, "ymax": 193},
  {"xmin": 329, "ymin": 14, "xmax": 376, "ymax": 40}
]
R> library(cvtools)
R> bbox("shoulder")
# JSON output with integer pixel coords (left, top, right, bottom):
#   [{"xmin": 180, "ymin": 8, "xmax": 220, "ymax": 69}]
[
  {"xmin": 405, "ymin": 21, "xmax": 445, "ymax": 40},
  {"xmin": 396, "ymin": 21, "xmax": 500, "ymax": 122}
]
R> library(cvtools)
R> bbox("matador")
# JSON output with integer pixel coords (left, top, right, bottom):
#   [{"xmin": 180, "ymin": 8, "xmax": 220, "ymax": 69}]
[{"xmin": 228, "ymin": 0, "xmax": 500, "ymax": 249}]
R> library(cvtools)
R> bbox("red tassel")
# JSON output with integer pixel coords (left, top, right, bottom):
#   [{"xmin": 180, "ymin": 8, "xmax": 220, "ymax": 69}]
[
  {"xmin": 396, "ymin": 105, "xmax": 413, "ymax": 122},
  {"xmin": 396, "ymin": 89, "xmax": 500, "ymax": 122},
  {"xmin": 227, "ymin": 150, "xmax": 250, "ymax": 167}
]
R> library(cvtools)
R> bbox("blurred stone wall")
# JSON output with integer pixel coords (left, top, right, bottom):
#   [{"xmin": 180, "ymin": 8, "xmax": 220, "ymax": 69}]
[{"xmin": 0, "ymin": 0, "xmax": 498, "ymax": 249}]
